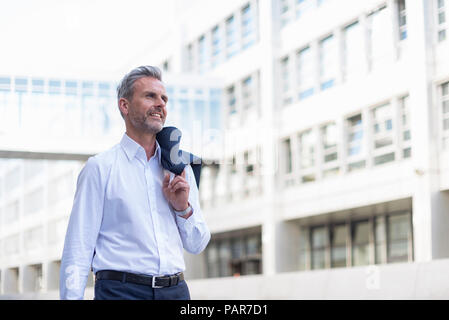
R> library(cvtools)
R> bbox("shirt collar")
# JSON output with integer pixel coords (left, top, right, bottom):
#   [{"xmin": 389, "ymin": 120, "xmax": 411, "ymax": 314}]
[{"xmin": 120, "ymin": 133, "xmax": 161, "ymax": 164}]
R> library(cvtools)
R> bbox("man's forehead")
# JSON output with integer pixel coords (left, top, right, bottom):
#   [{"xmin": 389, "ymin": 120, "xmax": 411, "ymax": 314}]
[{"xmin": 134, "ymin": 76, "xmax": 166, "ymax": 93}]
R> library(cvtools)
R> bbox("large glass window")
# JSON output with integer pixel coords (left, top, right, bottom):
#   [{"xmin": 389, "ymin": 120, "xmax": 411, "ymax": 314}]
[
  {"xmin": 227, "ymin": 85, "xmax": 237, "ymax": 115},
  {"xmin": 186, "ymin": 43, "xmax": 194, "ymax": 72},
  {"xmin": 400, "ymin": 95, "xmax": 411, "ymax": 158},
  {"xmin": 368, "ymin": 6, "xmax": 393, "ymax": 70},
  {"xmin": 211, "ymin": 26, "xmax": 221, "ymax": 67},
  {"xmin": 226, "ymin": 15, "xmax": 239, "ymax": 58},
  {"xmin": 346, "ymin": 114, "xmax": 365, "ymax": 171},
  {"xmin": 311, "ymin": 226, "xmax": 327, "ymax": 269},
  {"xmin": 388, "ymin": 212, "xmax": 412, "ymax": 263},
  {"xmin": 242, "ymin": 75, "xmax": 256, "ymax": 110},
  {"xmin": 375, "ymin": 216, "xmax": 387, "ymax": 264},
  {"xmin": 281, "ymin": 56, "xmax": 292, "ymax": 105},
  {"xmin": 198, "ymin": 35, "xmax": 207, "ymax": 73},
  {"xmin": 352, "ymin": 220, "xmax": 370, "ymax": 266},
  {"xmin": 321, "ymin": 122, "xmax": 339, "ymax": 177},
  {"xmin": 299, "ymin": 211, "xmax": 413, "ymax": 271},
  {"xmin": 242, "ymin": 4, "xmax": 256, "ymax": 49},
  {"xmin": 295, "ymin": 0, "xmax": 314, "ymax": 19},
  {"xmin": 331, "ymin": 224, "xmax": 347, "ymax": 268},
  {"xmin": 319, "ymin": 35, "xmax": 337, "ymax": 91},
  {"xmin": 372, "ymin": 103, "xmax": 395, "ymax": 166},
  {"xmin": 442, "ymin": 82, "xmax": 449, "ymax": 149},
  {"xmin": 437, "ymin": 0, "xmax": 447, "ymax": 42},
  {"xmin": 296, "ymin": 46, "xmax": 315, "ymax": 100},
  {"xmin": 282, "ymin": 137, "xmax": 293, "ymax": 173},
  {"xmin": 298, "ymin": 129, "xmax": 316, "ymax": 182},
  {"xmin": 205, "ymin": 231, "xmax": 262, "ymax": 278},
  {"xmin": 343, "ymin": 21, "xmax": 365, "ymax": 81},
  {"xmin": 280, "ymin": 0, "xmax": 292, "ymax": 27},
  {"xmin": 398, "ymin": 0, "xmax": 407, "ymax": 40}
]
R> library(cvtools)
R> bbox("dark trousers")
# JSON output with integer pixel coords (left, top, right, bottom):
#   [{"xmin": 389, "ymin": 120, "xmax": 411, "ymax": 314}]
[{"xmin": 94, "ymin": 278, "xmax": 191, "ymax": 300}]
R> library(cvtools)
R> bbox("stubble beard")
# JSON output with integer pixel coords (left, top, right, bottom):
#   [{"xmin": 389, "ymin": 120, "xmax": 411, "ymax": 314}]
[{"xmin": 130, "ymin": 111, "xmax": 164, "ymax": 135}]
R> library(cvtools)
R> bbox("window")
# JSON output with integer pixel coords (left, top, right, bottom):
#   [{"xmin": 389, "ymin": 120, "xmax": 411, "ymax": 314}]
[
  {"xmin": 321, "ymin": 122, "xmax": 339, "ymax": 177},
  {"xmin": 281, "ymin": 56, "xmax": 292, "ymax": 105},
  {"xmin": 343, "ymin": 21, "xmax": 365, "ymax": 81},
  {"xmin": 346, "ymin": 114, "xmax": 365, "ymax": 171},
  {"xmin": 226, "ymin": 15, "xmax": 238, "ymax": 58},
  {"xmin": 206, "ymin": 231, "xmax": 262, "ymax": 278},
  {"xmin": 319, "ymin": 35, "xmax": 337, "ymax": 90},
  {"xmin": 206, "ymin": 242, "xmax": 220, "ymax": 278},
  {"xmin": 15, "ymin": 78, "xmax": 28, "ymax": 93},
  {"xmin": 298, "ymin": 228, "xmax": 308, "ymax": 270},
  {"xmin": 98, "ymin": 82, "xmax": 110, "ymax": 97},
  {"xmin": 400, "ymin": 95, "xmax": 411, "ymax": 158},
  {"xmin": 211, "ymin": 26, "xmax": 221, "ymax": 67},
  {"xmin": 242, "ymin": 4, "xmax": 256, "ymax": 49},
  {"xmin": 227, "ymin": 85, "xmax": 237, "ymax": 115},
  {"xmin": 375, "ymin": 216, "xmax": 387, "ymax": 264},
  {"xmin": 437, "ymin": 0, "xmax": 447, "ymax": 42},
  {"xmin": 331, "ymin": 224, "xmax": 347, "ymax": 268},
  {"xmin": 0, "ymin": 77, "xmax": 11, "ymax": 92},
  {"xmin": 282, "ymin": 138, "xmax": 293, "ymax": 175},
  {"xmin": 186, "ymin": 43, "xmax": 194, "ymax": 72},
  {"xmin": 299, "ymin": 129, "xmax": 316, "ymax": 182},
  {"xmin": 372, "ymin": 103, "xmax": 395, "ymax": 165},
  {"xmin": 280, "ymin": 0, "xmax": 292, "ymax": 27},
  {"xmin": 49, "ymin": 80, "xmax": 61, "ymax": 95},
  {"xmin": 311, "ymin": 226, "xmax": 327, "ymax": 269},
  {"xmin": 65, "ymin": 81, "xmax": 78, "ymax": 96},
  {"xmin": 298, "ymin": 211, "xmax": 413, "ymax": 271},
  {"xmin": 296, "ymin": 46, "xmax": 315, "ymax": 99},
  {"xmin": 295, "ymin": 0, "xmax": 314, "ymax": 19},
  {"xmin": 388, "ymin": 212, "xmax": 412, "ymax": 263},
  {"xmin": 31, "ymin": 79, "xmax": 44, "ymax": 94},
  {"xmin": 368, "ymin": 6, "xmax": 393, "ymax": 70},
  {"xmin": 398, "ymin": 0, "xmax": 407, "ymax": 40},
  {"xmin": 442, "ymin": 82, "xmax": 449, "ymax": 149},
  {"xmin": 242, "ymin": 75, "xmax": 254, "ymax": 110},
  {"xmin": 198, "ymin": 35, "xmax": 207, "ymax": 73},
  {"xmin": 352, "ymin": 220, "xmax": 370, "ymax": 266},
  {"xmin": 82, "ymin": 81, "xmax": 94, "ymax": 96}
]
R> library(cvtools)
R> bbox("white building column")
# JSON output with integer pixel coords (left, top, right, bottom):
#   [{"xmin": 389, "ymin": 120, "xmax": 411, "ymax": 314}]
[
  {"xmin": 407, "ymin": 0, "xmax": 449, "ymax": 261},
  {"xmin": 259, "ymin": 0, "xmax": 279, "ymax": 276}
]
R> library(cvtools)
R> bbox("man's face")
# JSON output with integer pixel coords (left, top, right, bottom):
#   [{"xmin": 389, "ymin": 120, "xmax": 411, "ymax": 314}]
[{"xmin": 124, "ymin": 76, "xmax": 168, "ymax": 134}]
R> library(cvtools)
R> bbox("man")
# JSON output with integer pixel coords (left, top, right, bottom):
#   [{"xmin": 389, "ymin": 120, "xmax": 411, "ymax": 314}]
[{"xmin": 60, "ymin": 66, "xmax": 211, "ymax": 300}]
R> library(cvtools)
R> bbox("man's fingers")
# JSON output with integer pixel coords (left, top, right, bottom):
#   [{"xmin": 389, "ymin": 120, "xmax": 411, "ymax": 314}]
[
  {"xmin": 169, "ymin": 180, "xmax": 189, "ymax": 192},
  {"xmin": 169, "ymin": 175, "xmax": 187, "ymax": 187},
  {"xmin": 163, "ymin": 172, "xmax": 170, "ymax": 187}
]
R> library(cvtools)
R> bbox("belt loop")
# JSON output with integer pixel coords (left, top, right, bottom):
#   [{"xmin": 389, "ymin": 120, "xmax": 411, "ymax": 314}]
[{"xmin": 121, "ymin": 272, "xmax": 126, "ymax": 283}]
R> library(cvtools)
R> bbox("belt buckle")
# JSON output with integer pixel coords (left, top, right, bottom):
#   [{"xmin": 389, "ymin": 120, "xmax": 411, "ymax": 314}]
[{"xmin": 152, "ymin": 275, "xmax": 164, "ymax": 289}]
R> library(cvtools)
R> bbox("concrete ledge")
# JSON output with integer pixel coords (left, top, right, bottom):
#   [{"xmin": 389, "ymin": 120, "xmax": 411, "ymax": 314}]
[{"xmin": 188, "ymin": 259, "xmax": 449, "ymax": 299}]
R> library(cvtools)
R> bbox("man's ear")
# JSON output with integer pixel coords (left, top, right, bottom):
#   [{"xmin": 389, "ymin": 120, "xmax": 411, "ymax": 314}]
[{"xmin": 118, "ymin": 98, "xmax": 129, "ymax": 117}]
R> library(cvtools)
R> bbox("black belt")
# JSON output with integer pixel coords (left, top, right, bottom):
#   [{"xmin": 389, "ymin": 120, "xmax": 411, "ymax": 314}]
[{"xmin": 95, "ymin": 270, "xmax": 184, "ymax": 288}]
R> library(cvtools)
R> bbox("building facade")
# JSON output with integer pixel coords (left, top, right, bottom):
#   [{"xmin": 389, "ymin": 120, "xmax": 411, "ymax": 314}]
[{"xmin": 152, "ymin": 0, "xmax": 449, "ymax": 298}]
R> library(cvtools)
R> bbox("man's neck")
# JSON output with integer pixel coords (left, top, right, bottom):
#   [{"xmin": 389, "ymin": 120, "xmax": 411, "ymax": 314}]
[{"xmin": 126, "ymin": 129, "xmax": 157, "ymax": 161}]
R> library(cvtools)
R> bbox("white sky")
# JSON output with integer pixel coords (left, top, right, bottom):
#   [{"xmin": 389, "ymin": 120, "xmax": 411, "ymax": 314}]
[{"xmin": 0, "ymin": 0, "xmax": 176, "ymax": 79}]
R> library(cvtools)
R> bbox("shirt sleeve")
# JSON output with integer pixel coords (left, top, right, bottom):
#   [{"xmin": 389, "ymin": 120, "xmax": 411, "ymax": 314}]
[
  {"xmin": 175, "ymin": 164, "xmax": 211, "ymax": 255},
  {"xmin": 60, "ymin": 157, "xmax": 105, "ymax": 300}
]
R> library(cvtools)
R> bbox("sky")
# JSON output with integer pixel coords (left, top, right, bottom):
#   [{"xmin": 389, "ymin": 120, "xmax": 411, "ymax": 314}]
[{"xmin": 0, "ymin": 0, "xmax": 176, "ymax": 79}]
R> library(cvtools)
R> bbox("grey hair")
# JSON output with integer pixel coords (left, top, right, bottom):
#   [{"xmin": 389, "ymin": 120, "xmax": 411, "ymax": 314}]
[{"xmin": 116, "ymin": 65, "xmax": 162, "ymax": 118}]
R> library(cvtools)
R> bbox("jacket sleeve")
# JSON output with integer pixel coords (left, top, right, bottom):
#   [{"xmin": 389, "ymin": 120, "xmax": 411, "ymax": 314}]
[
  {"xmin": 59, "ymin": 157, "xmax": 105, "ymax": 300},
  {"xmin": 175, "ymin": 165, "xmax": 211, "ymax": 254}
]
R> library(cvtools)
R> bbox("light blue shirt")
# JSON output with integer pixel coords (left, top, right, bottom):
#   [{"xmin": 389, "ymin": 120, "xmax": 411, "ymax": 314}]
[{"xmin": 60, "ymin": 133, "xmax": 211, "ymax": 300}]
